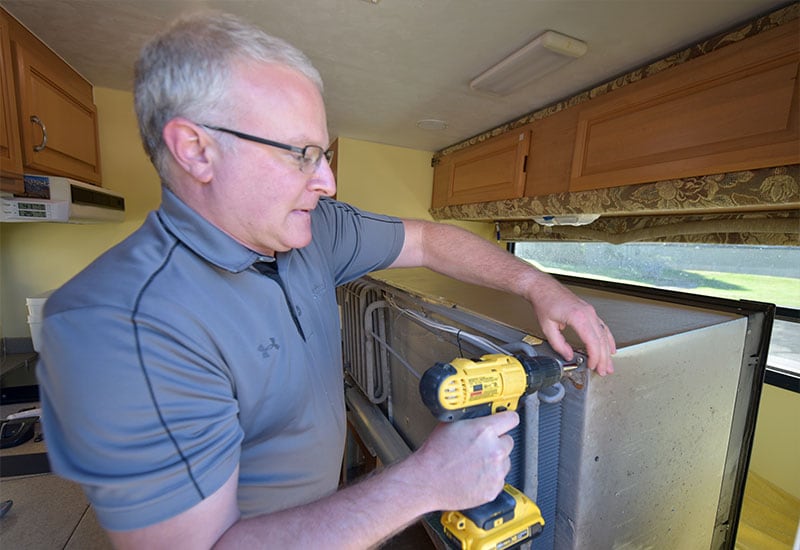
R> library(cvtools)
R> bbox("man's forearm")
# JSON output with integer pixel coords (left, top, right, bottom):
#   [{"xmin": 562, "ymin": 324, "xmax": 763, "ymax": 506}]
[
  {"xmin": 401, "ymin": 220, "xmax": 557, "ymax": 301},
  {"xmin": 217, "ymin": 411, "xmax": 519, "ymax": 549},
  {"xmin": 394, "ymin": 219, "xmax": 616, "ymax": 374},
  {"xmin": 216, "ymin": 457, "xmax": 435, "ymax": 549}
]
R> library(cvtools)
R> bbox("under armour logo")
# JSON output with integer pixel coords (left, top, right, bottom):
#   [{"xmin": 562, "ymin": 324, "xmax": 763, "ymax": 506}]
[{"xmin": 258, "ymin": 338, "xmax": 280, "ymax": 358}]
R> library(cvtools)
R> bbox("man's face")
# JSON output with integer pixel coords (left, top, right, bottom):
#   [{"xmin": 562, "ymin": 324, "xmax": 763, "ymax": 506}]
[{"xmin": 206, "ymin": 61, "xmax": 336, "ymax": 256}]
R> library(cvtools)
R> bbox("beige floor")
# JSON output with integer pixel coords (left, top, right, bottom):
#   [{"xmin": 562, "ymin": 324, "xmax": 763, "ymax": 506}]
[
  {"xmin": 736, "ymin": 471, "xmax": 800, "ymax": 550},
  {"xmin": 0, "ymin": 400, "xmax": 112, "ymax": 549},
  {"xmin": 0, "ymin": 473, "xmax": 112, "ymax": 549}
]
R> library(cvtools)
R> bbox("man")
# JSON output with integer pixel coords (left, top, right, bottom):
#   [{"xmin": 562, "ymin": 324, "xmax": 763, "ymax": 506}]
[{"xmin": 38, "ymin": 11, "xmax": 616, "ymax": 549}]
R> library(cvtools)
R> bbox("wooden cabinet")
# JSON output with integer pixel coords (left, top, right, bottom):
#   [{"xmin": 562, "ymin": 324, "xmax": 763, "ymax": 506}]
[
  {"xmin": 525, "ymin": 107, "xmax": 579, "ymax": 197},
  {"xmin": 0, "ymin": 8, "xmax": 102, "ymax": 188},
  {"xmin": 431, "ymin": 18, "xmax": 798, "ymax": 210},
  {"xmin": 431, "ymin": 129, "xmax": 530, "ymax": 207},
  {"xmin": 0, "ymin": 14, "xmax": 23, "ymax": 193},
  {"xmin": 569, "ymin": 19, "xmax": 799, "ymax": 192}
]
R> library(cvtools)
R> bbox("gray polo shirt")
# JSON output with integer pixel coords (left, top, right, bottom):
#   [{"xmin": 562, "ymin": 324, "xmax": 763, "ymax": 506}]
[{"xmin": 37, "ymin": 188, "xmax": 404, "ymax": 531}]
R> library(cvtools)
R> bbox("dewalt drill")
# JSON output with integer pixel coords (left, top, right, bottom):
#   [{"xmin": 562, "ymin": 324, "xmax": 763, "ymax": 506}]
[{"xmin": 419, "ymin": 352, "xmax": 573, "ymax": 550}]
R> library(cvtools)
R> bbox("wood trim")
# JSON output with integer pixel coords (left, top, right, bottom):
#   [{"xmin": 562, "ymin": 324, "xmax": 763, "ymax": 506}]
[
  {"xmin": 525, "ymin": 110, "xmax": 578, "ymax": 197},
  {"xmin": 0, "ymin": 13, "xmax": 23, "ymax": 185}
]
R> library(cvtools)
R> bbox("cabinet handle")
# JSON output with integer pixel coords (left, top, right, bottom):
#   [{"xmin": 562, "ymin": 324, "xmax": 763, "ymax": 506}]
[{"xmin": 30, "ymin": 115, "xmax": 48, "ymax": 152}]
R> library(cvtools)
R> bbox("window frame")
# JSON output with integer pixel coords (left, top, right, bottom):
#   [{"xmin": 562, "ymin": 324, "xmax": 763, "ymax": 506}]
[{"xmin": 506, "ymin": 242, "xmax": 798, "ymax": 393}]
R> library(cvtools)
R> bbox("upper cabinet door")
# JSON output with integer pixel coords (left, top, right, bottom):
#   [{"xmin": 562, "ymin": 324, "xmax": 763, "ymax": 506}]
[
  {"xmin": 569, "ymin": 19, "xmax": 800, "ymax": 192},
  {"xmin": 432, "ymin": 129, "xmax": 531, "ymax": 207},
  {"xmin": 11, "ymin": 33, "xmax": 102, "ymax": 184},
  {"xmin": 0, "ymin": 15, "xmax": 23, "ymax": 192}
]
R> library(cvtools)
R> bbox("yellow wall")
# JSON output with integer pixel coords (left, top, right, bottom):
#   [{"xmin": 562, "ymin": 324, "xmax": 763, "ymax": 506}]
[
  {"xmin": 335, "ymin": 137, "xmax": 432, "ymax": 219},
  {"xmin": 749, "ymin": 384, "xmax": 800, "ymax": 499},
  {"xmin": 0, "ymin": 87, "xmax": 160, "ymax": 338},
  {"xmin": 335, "ymin": 136, "xmax": 495, "ymax": 239}
]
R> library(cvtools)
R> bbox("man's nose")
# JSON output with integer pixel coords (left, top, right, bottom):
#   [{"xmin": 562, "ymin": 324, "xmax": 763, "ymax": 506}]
[{"xmin": 310, "ymin": 158, "xmax": 337, "ymax": 197}]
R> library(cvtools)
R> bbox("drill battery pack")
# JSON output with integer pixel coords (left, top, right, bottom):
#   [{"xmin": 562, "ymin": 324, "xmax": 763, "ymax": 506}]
[{"xmin": 440, "ymin": 484, "xmax": 544, "ymax": 550}]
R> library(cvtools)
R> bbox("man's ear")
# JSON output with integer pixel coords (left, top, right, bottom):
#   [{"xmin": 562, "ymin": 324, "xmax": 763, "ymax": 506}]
[{"xmin": 162, "ymin": 118, "xmax": 215, "ymax": 183}]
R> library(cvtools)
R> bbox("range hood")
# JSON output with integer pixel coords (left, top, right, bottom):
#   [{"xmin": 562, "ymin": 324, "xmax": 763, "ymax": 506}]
[{"xmin": 1, "ymin": 175, "xmax": 125, "ymax": 223}]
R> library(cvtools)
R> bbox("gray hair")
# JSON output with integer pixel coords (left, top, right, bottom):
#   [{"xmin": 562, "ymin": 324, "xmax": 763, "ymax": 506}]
[{"xmin": 134, "ymin": 11, "xmax": 323, "ymax": 180}]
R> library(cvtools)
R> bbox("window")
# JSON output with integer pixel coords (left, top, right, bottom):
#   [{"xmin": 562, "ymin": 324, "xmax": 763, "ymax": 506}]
[{"xmin": 514, "ymin": 242, "xmax": 799, "ymax": 389}]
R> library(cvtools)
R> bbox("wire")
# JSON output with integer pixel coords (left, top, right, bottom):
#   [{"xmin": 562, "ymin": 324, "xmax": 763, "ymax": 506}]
[{"xmin": 385, "ymin": 296, "xmax": 509, "ymax": 355}]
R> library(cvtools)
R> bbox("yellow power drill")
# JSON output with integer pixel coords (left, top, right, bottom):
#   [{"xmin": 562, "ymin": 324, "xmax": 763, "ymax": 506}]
[{"xmin": 419, "ymin": 352, "xmax": 570, "ymax": 550}]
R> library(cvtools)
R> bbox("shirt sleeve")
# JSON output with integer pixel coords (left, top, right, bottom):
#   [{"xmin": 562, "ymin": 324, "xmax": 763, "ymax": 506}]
[
  {"xmin": 312, "ymin": 198, "xmax": 405, "ymax": 286},
  {"xmin": 37, "ymin": 301, "xmax": 242, "ymax": 531}
]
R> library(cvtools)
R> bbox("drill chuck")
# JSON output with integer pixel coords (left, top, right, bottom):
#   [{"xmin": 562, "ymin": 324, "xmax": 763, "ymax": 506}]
[{"xmin": 519, "ymin": 355, "xmax": 562, "ymax": 396}]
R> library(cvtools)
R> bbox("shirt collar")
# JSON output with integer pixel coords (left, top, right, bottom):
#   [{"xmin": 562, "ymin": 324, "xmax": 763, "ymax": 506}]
[{"xmin": 156, "ymin": 186, "xmax": 269, "ymax": 273}]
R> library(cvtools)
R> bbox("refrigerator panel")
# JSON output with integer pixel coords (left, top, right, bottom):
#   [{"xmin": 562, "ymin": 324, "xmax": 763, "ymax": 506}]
[
  {"xmin": 339, "ymin": 268, "xmax": 771, "ymax": 549},
  {"xmin": 558, "ymin": 318, "xmax": 747, "ymax": 548}
]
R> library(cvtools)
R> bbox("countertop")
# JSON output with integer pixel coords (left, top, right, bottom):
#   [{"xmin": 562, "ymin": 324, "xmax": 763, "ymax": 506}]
[{"xmin": 0, "ymin": 400, "xmax": 112, "ymax": 549}]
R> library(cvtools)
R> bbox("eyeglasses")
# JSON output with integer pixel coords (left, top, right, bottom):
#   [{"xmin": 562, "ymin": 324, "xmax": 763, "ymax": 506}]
[{"xmin": 200, "ymin": 124, "xmax": 334, "ymax": 174}]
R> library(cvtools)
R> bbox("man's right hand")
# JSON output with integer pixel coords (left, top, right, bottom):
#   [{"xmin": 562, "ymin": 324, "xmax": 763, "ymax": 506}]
[{"xmin": 408, "ymin": 411, "xmax": 520, "ymax": 512}]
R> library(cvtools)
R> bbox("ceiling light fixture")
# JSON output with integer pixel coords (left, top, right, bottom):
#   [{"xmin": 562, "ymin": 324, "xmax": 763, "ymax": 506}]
[{"xmin": 470, "ymin": 30, "xmax": 588, "ymax": 96}]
